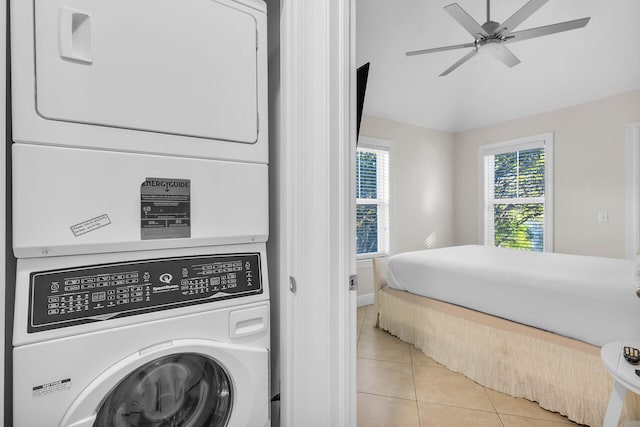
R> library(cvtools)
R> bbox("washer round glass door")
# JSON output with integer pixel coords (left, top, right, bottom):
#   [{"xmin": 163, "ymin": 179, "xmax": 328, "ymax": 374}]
[{"xmin": 93, "ymin": 353, "xmax": 232, "ymax": 427}]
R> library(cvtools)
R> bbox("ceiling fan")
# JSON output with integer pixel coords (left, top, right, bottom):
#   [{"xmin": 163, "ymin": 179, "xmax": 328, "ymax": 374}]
[{"xmin": 406, "ymin": 0, "xmax": 590, "ymax": 76}]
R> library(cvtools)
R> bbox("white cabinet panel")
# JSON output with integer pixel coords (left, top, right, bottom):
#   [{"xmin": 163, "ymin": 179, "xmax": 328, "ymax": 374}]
[{"xmin": 13, "ymin": 144, "xmax": 269, "ymax": 258}]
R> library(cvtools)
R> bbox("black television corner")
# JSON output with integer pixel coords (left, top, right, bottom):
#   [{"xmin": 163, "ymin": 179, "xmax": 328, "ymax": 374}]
[{"xmin": 356, "ymin": 62, "xmax": 370, "ymax": 144}]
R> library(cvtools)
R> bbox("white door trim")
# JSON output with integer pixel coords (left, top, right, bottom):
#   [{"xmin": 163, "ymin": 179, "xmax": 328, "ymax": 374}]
[
  {"xmin": 626, "ymin": 122, "xmax": 640, "ymax": 259},
  {"xmin": 279, "ymin": 0, "xmax": 354, "ymax": 426},
  {"xmin": 1, "ymin": 0, "xmax": 7, "ymax": 423}
]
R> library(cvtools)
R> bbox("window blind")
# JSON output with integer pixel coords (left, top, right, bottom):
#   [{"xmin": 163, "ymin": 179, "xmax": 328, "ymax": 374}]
[
  {"xmin": 483, "ymin": 142, "xmax": 547, "ymax": 252},
  {"xmin": 356, "ymin": 145, "xmax": 389, "ymax": 256}
]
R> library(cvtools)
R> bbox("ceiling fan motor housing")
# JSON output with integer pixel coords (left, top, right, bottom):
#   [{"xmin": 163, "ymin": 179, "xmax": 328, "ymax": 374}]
[{"xmin": 481, "ymin": 20, "xmax": 501, "ymax": 36}]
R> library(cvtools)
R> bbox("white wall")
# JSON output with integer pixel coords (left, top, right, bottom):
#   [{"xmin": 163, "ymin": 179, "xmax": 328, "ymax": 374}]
[
  {"xmin": 357, "ymin": 114, "xmax": 454, "ymax": 299},
  {"xmin": 361, "ymin": 114, "xmax": 455, "ymax": 254},
  {"xmin": 454, "ymin": 89, "xmax": 640, "ymax": 259},
  {"xmin": 355, "ymin": 259, "xmax": 374, "ymax": 306}
]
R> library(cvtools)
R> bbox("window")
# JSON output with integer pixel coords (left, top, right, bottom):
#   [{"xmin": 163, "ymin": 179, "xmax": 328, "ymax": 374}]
[
  {"xmin": 356, "ymin": 140, "xmax": 390, "ymax": 257},
  {"xmin": 480, "ymin": 133, "xmax": 553, "ymax": 252}
]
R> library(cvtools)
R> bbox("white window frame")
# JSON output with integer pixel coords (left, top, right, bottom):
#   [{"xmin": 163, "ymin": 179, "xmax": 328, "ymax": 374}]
[
  {"xmin": 626, "ymin": 122, "xmax": 640, "ymax": 259},
  {"xmin": 478, "ymin": 132, "xmax": 554, "ymax": 252},
  {"xmin": 356, "ymin": 136, "xmax": 390, "ymax": 259}
]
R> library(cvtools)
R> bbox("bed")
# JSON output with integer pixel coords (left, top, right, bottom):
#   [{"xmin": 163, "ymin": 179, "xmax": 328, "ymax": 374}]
[{"xmin": 373, "ymin": 245, "xmax": 640, "ymax": 427}]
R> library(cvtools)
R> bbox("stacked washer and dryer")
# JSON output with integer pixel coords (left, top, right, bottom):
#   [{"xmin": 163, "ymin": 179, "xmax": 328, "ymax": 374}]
[{"xmin": 10, "ymin": 0, "xmax": 270, "ymax": 425}]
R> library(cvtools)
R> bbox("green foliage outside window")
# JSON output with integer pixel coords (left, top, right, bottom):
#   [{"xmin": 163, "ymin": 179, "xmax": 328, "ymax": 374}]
[
  {"xmin": 356, "ymin": 204, "xmax": 378, "ymax": 254},
  {"xmin": 356, "ymin": 150, "xmax": 379, "ymax": 255},
  {"xmin": 494, "ymin": 204, "xmax": 544, "ymax": 250},
  {"xmin": 492, "ymin": 148, "xmax": 545, "ymax": 251}
]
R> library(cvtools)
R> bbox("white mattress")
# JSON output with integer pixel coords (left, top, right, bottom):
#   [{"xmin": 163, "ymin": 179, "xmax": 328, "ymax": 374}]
[{"xmin": 386, "ymin": 245, "xmax": 640, "ymax": 346}]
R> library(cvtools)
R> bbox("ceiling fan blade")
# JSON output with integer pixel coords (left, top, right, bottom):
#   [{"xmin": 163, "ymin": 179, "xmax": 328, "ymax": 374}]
[
  {"xmin": 489, "ymin": 44, "xmax": 521, "ymax": 68},
  {"xmin": 495, "ymin": 0, "xmax": 549, "ymax": 35},
  {"xmin": 406, "ymin": 42, "xmax": 475, "ymax": 57},
  {"xmin": 444, "ymin": 3, "xmax": 488, "ymax": 38},
  {"xmin": 505, "ymin": 17, "xmax": 590, "ymax": 43},
  {"xmin": 439, "ymin": 49, "xmax": 478, "ymax": 76}
]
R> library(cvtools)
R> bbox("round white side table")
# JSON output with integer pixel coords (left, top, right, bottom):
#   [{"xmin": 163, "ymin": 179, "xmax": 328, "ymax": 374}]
[{"xmin": 601, "ymin": 341, "xmax": 640, "ymax": 427}]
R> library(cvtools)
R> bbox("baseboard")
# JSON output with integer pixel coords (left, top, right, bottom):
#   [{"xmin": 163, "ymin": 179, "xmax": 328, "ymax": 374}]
[{"xmin": 357, "ymin": 293, "xmax": 374, "ymax": 307}]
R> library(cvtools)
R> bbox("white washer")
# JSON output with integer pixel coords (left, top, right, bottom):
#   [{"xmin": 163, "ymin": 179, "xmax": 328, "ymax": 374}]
[{"xmin": 13, "ymin": 244, "xmax": 270, "ymax": 427}]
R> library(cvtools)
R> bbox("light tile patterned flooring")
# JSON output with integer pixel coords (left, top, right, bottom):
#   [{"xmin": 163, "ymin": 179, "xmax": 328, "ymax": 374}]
[{"xmin": 357, "ymin": 305, "xmax": 585, "ymax": 427}]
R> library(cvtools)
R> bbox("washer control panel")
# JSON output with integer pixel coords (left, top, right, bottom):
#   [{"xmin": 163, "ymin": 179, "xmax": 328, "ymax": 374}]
[{"xmin": 28, "ymin": 253, "xmax": 262, "ymax": 333}]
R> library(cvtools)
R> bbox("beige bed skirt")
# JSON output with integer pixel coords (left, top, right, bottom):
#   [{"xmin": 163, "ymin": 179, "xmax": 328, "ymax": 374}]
[{"xmin": 372, "ymin": 257, "xmax": 640, "ymax": 427}]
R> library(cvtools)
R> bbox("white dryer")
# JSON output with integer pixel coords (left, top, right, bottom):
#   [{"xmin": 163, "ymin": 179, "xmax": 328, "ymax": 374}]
[
  {"xmin": 11, "ymin": 0, "xmax": 268, "ymax": 162},
  {"xmin": 13, "ymin": 244, "xmax": 270, "ymax": 426}
]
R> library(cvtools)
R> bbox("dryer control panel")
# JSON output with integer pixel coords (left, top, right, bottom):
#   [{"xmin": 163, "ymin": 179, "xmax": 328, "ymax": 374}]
[{"xmin": 28, "ymin": 253, "xmax": 263, "ymax": 333}]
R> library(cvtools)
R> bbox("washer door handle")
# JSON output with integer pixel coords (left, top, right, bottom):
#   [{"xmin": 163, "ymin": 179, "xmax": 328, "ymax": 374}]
[{"xmin": 229, "ymin": 305, "xmax": 268, "ymax": 339}]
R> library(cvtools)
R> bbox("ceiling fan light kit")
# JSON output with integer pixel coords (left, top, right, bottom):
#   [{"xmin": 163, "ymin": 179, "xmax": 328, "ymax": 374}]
[{"xmin": 407, "ymin": 0, "xmax": 590, "ymax": 76}]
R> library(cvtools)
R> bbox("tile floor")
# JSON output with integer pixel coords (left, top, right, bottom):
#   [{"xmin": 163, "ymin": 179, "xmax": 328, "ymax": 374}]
[{"xmin": 357, "ymin": 305, "xmax": 585, "ymax": 427}]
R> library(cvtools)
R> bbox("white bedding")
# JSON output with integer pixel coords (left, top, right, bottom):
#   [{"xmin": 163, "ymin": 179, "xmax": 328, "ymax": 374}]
[{"xmin": 386, "ymin": 245, "xmax": 640, "ymax": 346}]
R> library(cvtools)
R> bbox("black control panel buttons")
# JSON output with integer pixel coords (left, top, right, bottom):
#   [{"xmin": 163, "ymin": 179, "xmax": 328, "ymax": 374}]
[{"xmin": 28, "ymin": 253, "xmax": 263, "ymax": 333}]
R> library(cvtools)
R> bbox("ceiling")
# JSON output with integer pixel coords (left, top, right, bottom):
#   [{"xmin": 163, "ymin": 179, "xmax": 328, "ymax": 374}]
[{"xmin": 356, "ymin": 0, "xmax": 640, "ymax": 133}]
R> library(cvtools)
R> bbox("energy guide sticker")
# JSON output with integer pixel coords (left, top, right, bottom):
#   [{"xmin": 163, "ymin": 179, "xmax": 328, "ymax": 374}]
[
  {"xmin": 33, "ymin": 378, "xmax": 71, "ymax": 398},
  {"xmin": 141, "ymin": 178, "xmax": 191, "ymax": 240}
]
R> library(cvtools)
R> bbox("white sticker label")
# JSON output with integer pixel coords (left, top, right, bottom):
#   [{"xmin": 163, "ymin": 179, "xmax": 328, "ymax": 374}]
[
  {"xmin": 70, "ymin": 214, "xmax": 111, "ymax": 237},
  {"xmin": 32, "ymin": 378, "xmax": 71, "ymax": 399}
]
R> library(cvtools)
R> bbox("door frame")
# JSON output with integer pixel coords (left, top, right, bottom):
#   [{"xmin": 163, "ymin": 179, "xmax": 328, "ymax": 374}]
[
  {"xmin": 1, "ymin": 0, "xmax": 7, "ymax": 424},
  {"xmin": 276, "ymin": 0, "xmax": 355, "ymax": 425}
]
